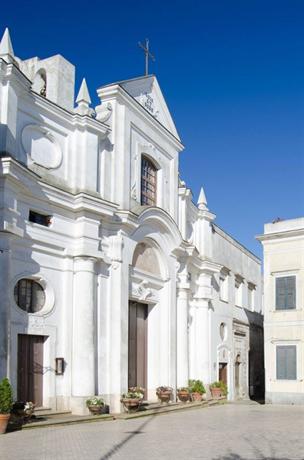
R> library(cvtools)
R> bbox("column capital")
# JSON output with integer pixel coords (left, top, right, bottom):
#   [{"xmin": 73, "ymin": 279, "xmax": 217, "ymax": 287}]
[{"xmin": 73, "ymin": 256, "xmax": 97, "ymax": 272}]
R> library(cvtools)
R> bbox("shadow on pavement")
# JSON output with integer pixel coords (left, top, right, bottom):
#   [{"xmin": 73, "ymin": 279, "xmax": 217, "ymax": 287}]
[
  {"xmin": 99, "ymin": 415, "xmax": 154, "ymax": 460},
  {"xmin": 212, "ymin": 456, "xmax": 293, "ymax": 460}
]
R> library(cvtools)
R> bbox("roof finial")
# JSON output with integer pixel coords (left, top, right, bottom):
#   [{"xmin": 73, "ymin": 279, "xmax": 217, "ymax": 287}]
[
  {"xmin": 0, "ymin": 28, "xmax": 16, "ymax": 64},
  {"xmin": 75, "ymin": 78, "xmax": 93, "ymax": 116},
  {"xmin": 197, "ymin": 186, "xmax": 208, "ymax": 210},
  {"xmin": 138, "ymin": 38, "xmax": 155, "ymax": 76}
]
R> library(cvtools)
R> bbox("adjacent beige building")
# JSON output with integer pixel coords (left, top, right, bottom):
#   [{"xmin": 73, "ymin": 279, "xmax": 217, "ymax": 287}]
[{"xmin": 257, "ymin": 217, "xmax": 304, "ymax": 404}]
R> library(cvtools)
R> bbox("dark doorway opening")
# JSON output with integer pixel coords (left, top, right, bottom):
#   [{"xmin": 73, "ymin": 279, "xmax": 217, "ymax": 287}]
[
  {"xmin": 128, "ymin": 301, "xmax": 148, "ymax": 398},
  {"xmin": 17, "ymin": 334, "xmax": 46, "ymax": 407},
  {"xmin": 219, "ymin": 362, "xmax": 228, "ymax": 385}
]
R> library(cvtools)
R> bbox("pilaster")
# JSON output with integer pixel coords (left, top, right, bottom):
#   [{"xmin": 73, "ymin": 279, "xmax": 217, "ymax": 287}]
[
  {"xmin": 176, "ymin": 259, "xmax": 190, "ymax": 387},
  {"xmin": 0, "ymin": 239, "xmax": 11, "ymax": 380},
  {"xmin": 71, "ymin": 256, "xmax": 96, "ymax": 412}
]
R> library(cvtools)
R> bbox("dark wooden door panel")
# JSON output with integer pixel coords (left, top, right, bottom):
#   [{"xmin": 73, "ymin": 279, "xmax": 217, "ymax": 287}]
[
  {"xmin": 18, "ymin": 335, "xmax": 29, "ymax": 402},
  {"xmin": 128, "ymin": 302, "xmax": 137, "ymax": 388},
  {"xmin": 219, "ymin": 362, "xmax": 227, "ymax": 385},
  {"xmin": 136, "ymin": 305, "xmax": 147, "ymax": 390},
  {"xmin": 18, "ymin": 335, "xmax": 45, "ymax": 406},
  {"xmin": 128, "ymin": 302, "xmax": 148, "ymax": 395}
]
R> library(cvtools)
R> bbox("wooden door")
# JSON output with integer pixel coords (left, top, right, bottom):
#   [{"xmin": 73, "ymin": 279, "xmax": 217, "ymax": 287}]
[
  {"xmin": 219, "ymin": 362, "xmax": 227, "ymax": 385},
  {"xmin": 128, "ymin": 302, "xmax": 147, "ymax": 395},
  {"xmin": 18, "ymin": 335, "xmax": 45, "ymax": 406}
]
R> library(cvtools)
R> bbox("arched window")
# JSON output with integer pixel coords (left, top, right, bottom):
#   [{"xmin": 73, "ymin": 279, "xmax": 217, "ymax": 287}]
[
  {"xmin": 14, "ymin": 279, "xmax": 45, "ymax": 313},
  {"xmin": 141, "ymin": 156, "xmax": 157, "ymax": 206}
]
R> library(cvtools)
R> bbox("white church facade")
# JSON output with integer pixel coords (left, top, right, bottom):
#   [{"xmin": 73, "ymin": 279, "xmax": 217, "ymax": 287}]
[{"xmin": 0, "ymin": 29, "xmax": 263, "ymax": 414}]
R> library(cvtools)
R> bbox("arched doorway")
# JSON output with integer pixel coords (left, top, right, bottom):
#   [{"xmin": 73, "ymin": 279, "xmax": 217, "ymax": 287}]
[{"xmin": 128, "ymin": 241, "xmax": 164, "ymax": 399}]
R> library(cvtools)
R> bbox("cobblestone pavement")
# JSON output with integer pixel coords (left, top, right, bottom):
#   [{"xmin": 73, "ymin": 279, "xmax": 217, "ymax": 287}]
[{"xmin": 1, "ymin": 403, "xmax": 304, "ymax": 460}]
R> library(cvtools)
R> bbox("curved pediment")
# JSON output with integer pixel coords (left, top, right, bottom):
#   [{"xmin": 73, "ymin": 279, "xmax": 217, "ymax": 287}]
[{"xmin": 133, "ymin": 206, "xmax": 183, "ymax": 254}]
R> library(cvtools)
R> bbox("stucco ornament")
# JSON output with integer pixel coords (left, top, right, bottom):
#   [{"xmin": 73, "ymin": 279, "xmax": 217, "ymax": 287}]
[
  {"xmin": 135, "ymin": 280, "xmax": 152, "ymax": 301},
  {"xmin": 95, "ymin": 102, "xmax": 113, "ymax": 123},
  {"xmin": 21, "ymin": 124, "xmax": 62, "ymax": 169},
  {"xmin": 105, "ymin": 230, "xmax": 124, "ymax": 270}
]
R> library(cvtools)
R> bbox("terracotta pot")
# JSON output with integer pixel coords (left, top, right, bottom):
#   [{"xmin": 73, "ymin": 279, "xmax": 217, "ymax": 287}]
[
  {"xmin": 88, "ymin": 405, "xmax": 104, "ymax": 415},
  {"xmin": 177, "ymin": 391, "xmax": 190, "ymax": 403},
  {"xmin": 121, "ymin": 398, "xmax": 141, "ymax": 413},
  {"xmin": 210, "ymin": 387, "xmax": 222, "ymax": 398},
  {"xmin": 191, "ymin": 392, "xmax": 203, "ymax": 402},
  {"xmin": 0, "ymin": 414, "xmax": 10, "ymax": 434},
  {"xmin": 157, "ymin": 390, "xmax": 172, "ymax": 403}
]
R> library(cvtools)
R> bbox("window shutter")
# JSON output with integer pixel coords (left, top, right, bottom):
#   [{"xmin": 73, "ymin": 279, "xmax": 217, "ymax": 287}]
[
  {"xmin": 276, "ymin": 276, "xmax": 296, "ymax": 310},
  {"xmin": 286, "ymin": 276, "xmax": 296, "ymax": 309},
  {"xmin": 276, "ymin": 346, "xmax": 286, "ymax": 379},
  {"xmin": 276, "ymin": 346, "xmax": 297, "ymax": 380},
  {"xmin": 276, "ymin": 278, "xmax": 286, "ymax": 310},
  {"xmin": 286, "ymin": 346, "xmax": 297, "ymax": 380}
]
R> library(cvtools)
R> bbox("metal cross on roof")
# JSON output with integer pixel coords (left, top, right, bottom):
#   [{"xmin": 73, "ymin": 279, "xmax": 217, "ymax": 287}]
[{"xmin": 138, "ymin": 38, "xmax": 155, "ymax": 76}]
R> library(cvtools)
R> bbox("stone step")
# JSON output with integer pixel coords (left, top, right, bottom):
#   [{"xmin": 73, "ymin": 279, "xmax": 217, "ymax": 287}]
[
  {"xmin": 20, "ymin": 413, "xmax": 114, "ymax": 430},
  {"xmin": 9, "ymin": 398, "xmax": 226, "ymax": 431},
  {"xmin": 33, "ymin": 409, "xmax": 72, "ymax": 417},
  {"xmin": 116, "ymin": 397, "xmax": 226, "ymax": 419}
]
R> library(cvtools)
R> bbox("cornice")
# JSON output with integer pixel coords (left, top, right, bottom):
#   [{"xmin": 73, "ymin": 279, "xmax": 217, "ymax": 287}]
[
  {"xmin": 30, "ymin": 92, "xmax": 110, "ymax": 137},
  {"xmin": 214, "ymin": 223, "xmax": 261, "ymax": 264},
  {"xmin": 0, "ymin": 59, "xmax": 32, "ymax": 92},
  {"xmin": 0, "ymin": 156, "xmax": 118, "ymax": 217},
  {"xmin": 256, "ymin": 228, "xmax": 304, "ymax": 242}
]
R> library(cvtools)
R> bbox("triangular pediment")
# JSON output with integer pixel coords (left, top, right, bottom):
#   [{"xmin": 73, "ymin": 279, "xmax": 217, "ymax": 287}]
[{"xmin": 120, "ymin": 76, "xmax": 180, "ymax": 140}]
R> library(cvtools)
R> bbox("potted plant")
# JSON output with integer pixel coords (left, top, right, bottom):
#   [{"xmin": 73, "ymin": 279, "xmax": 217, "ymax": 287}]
[
  {"xmin": 86, "ymin": 396, "xmax": 105, "ymax": 415},
  {"xmin": 128, "ymin": 386, "xmax": 145, "ymax": 401},
  {"xmin": 189, "ymin": 379, "xmax": 206, "ymax": 402},
  {"xmin": 121, "ymin": 389, "xmax": 144, "ymax": 413},
  {"xmin": 0, "ymin": 378, "xmax": 13, "ymax": 434},
  {"xmin": 156, "ymin": 386, "xmax": 173, "ymax": 404},
  {"xmin": 12, "ymin": 401, "xmax": 36, "ymax": 419},
  {"xmin": 177, "ymin": 387, "xmax": 190, "ymax": 403},
  {"xmin": 24, "ymin": 401, "xmax": 35, "ymax": 418},
  {"xmin": 219, "ymin": 381, "xmax": 228, "ymax": 397},
  {"xmin": 210, "ymin": 381, "xmax": 227, "ymax": 398}
]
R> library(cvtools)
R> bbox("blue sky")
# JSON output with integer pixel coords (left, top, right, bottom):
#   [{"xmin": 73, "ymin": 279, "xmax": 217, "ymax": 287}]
[{"xmin": 2, "ymin": 0, "xmax": 304, "ymax": 257}]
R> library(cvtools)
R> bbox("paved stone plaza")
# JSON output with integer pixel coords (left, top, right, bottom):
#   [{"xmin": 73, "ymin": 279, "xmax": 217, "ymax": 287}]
[{"xmin": 1, "ymin": 403, "xmax": 304, "ymax": 460}]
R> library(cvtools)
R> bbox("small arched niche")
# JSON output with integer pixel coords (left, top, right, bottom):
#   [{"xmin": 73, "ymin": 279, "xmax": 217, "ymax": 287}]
[
  {"xmin": 32, "ymin": 69, "xmax": 47, "ymax": 97},
  {"xmin": 132, "ymin": 242, "xmax": 161, "ymax": 277}
]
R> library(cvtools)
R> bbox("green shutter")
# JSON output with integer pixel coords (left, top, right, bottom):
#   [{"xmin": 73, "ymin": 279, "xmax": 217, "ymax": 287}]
[
  {"xmin": 286, "ymin": 276, "xmax": 296, "ymax": 309},
  {"xmin": 276, "ymin": 278, "xmax": 286, "ymax": 310},
  {"xmin": 276, "ymin": 276, "xmax": 296, "ymax": 310},
  {"xmin": 276, "ymin": 346, "xmax": 297, "ymax": 380}
]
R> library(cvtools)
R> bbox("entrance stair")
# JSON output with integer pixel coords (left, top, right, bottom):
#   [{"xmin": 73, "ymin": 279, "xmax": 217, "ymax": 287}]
[{"xmin": 8, "ymin": 398, "xmax": 226, "ymax": 431}]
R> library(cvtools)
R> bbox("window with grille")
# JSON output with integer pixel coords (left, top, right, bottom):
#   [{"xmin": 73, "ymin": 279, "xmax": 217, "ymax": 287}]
[
  {"xmin": 141, "ymin": 156, "xmax": 157, "ymax": 206},
  {"xmin": 14, "ymin": 279, "xmax": 45, "ymax": 313},
  {"xmin": 275, "ymin": 276, "xmax": 296, "ymax": 310},
  {"xmin": 276, "ymin": 345, "xmax": 297, "ymax": 380}
]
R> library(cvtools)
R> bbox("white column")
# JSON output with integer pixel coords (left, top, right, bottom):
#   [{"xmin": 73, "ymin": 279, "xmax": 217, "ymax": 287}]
[
  {"xmin": 193, "ymin": 301, "xmax": 210, "ymax": 382},
  {"xmin": 176, "ymin": 274, "xmax": 190, "ymax": 388},
  {"xmin": 0, "ymin": 242, "xmax": 10, "ymax": 381},
  {"xmin": 192, "ymin": 271, "xmax": 213, "ymax": 383},
  {"xmin": 72, "ymin": 257, "xmax": 96, "ymax": 397},
  {"xmin": 108, "ymin": 259, "xmax": 129, "ymax": 413}
]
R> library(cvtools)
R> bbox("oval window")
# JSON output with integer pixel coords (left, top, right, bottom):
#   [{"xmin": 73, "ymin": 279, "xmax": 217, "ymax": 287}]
[{"xmin": 14, "ymin": 279, "xmax": 46, "ymax": 313}]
